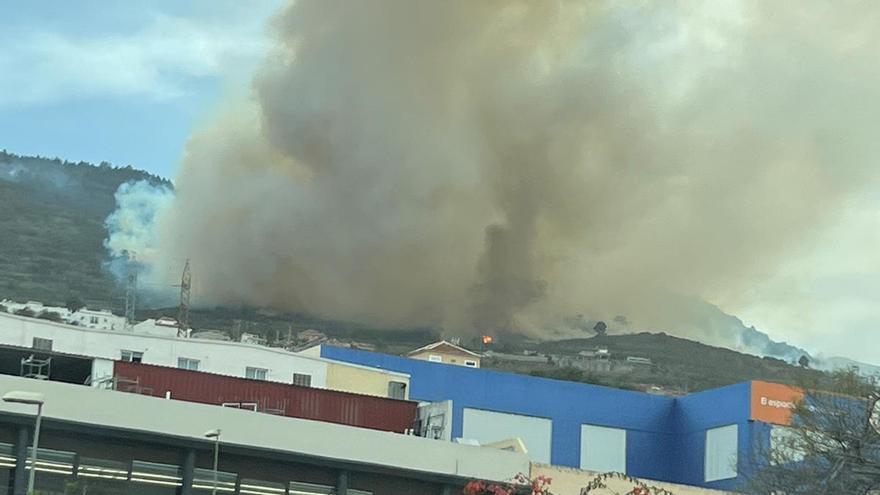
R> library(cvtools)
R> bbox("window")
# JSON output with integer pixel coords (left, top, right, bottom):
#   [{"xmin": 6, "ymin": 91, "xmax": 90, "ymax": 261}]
[
  {"xmin": 239, "ymin": 478, "xmax": 286, "ymax": 495},
  {"xmin": 246, "ymin": 367, "xmax": 268, "ymax": 380},
  {"xmin": 222, "ymin": 402, "xmax": 258, "ymax": 411},
  {"xmin": 32, "ymin": 337, "xmax": 52, "ymax": 351},
  {"xmin": 89, "ymin": 316, "xmax": 99, "ymax": 325},
  {"xmin": 292, "ymin": 373, "xmax": 312, "ymax": 387},
  {"xmin": 464, "ymin": 359, "xmax": 478, "ymax": 367},
  {"xmin": 0, "ymin": 443, "xmax": 15, "ymax": 494},
  {"xmin": 26, "ymin": 447, "xmax": 74, "ymax": 475},
  {"xmin": 121, "ymin": 350, "xmax": 143, "ymax": 363},
  {"xmin": 428, "ymin": 354, "xmax": 442, "ymax": 362},
  {"xmin": 349, "ymin": 490, "xmax": 372, "ymax": 495},
  {"xmin": 462, "ymin": 408, "xmax": 553, "ymax": 463},
  {"xmin": 26, "ymin": 447, "xmax": 75, "ymax": 494},
  {"xmin": 131, "ymin": 460, "xmax": 182, "ymax": 492},
  {"xmin": 705, "ymin": 424, "xmax": 739, "ymax": 482},
  {"xmin": 193, "ymin": 468, "xmax": 236, "ymax": 493},
  {"xmin": 0, "ymin": 442, "xmax": 16, "ymax": 469},
  {"xmin": 580, "ymin": 424, "xmax": 627, "ymax": 473},
  {"xmin": 78, "ymin": 457, "xmax": 129, "ymax": 480},
  {"xmin": 288, "ymin": 482, "xmax": 334, "ymax": 495},
  {"xmin": 388, "ymin": 381, "xmax": 407, "ymax": 400},
  {"xmin": 178, "ymin": 357, "xmax": 199, "ymax": 371}
]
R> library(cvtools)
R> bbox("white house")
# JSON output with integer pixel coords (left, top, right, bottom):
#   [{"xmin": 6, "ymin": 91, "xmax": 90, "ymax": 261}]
[
  {"xmin": 69, "ymin": 308, "xmax": 127, "ymax": 331},
  {"xmin": 0, "ymin": 299, "xmax": 126, "ymax": 331}
]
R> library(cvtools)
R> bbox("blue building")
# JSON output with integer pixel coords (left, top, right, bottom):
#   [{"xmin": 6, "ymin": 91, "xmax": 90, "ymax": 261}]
[{"xmin": 319, "ymin": 345, "xmax": 795, "ymax": 491}]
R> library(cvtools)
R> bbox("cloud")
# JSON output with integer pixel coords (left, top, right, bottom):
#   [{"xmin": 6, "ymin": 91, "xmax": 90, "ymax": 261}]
[{"xmin": 0, "ymin": 9, "xmax": 271, "ymax": 106}]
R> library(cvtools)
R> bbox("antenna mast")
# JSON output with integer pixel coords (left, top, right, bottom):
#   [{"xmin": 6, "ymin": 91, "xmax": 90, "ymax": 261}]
[{"xmin": 177, "ymin": 259, "xmax": 191, "ymax": 337}]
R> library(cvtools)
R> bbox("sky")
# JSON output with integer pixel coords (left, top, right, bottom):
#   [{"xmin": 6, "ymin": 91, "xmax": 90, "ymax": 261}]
[{"xmin": 0, "ymin": 0, "xmax": 280, "ymax": 179}]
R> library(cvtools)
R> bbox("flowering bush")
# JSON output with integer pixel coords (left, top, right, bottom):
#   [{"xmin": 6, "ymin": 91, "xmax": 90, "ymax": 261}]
[
  {"xmin": 580, "ymin": 472, "xmax": 675, "ymax": 495},
  {"xmin": 463, "ymin": 472, "xmax": 674, "ymax": 495},
  {"xmin": 463, "ymin": 473, "xmax": 552, "ymax": 495}
]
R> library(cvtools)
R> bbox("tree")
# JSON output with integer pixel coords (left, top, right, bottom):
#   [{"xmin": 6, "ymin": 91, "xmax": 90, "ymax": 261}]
[
  {"xmin": 65, "ymin": 296, "xmax": 85, "ymax": 312},
  {"xmin": 798, "ymin": 355, "xmax": 810, "ymax": 368},
  {"xmin": 745, "ymin": 368, "xmax": 880, "ymax": 494},
  {"xmin": 593, "ymin": 321, "xmax": 607, "ymax": 337},
  {"xmin": 13, "ymin": 307, "xmax": 35, "ymax": 318},
  {"xmin": 36, "ymin": 310, "xmax": 63, "ymax": 322}
]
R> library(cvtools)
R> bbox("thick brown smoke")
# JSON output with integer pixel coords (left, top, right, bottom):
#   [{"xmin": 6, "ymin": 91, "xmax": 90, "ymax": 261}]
[{"xmin": 155, "ymin": 0, "xmax": 880, "ymax": 339}]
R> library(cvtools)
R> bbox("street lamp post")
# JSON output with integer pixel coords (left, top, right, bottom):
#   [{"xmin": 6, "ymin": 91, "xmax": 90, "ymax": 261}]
[
  {"xmin": 204, "ymin": 429, "xmax": 221, "ymax": 495},
  {"xmin": 3, "ymin": 391, "xmax": 45, "ymax": 495}
]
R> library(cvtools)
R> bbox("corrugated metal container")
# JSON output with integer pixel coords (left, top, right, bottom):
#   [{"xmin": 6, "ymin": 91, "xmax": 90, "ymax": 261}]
[{"xmin": 113, "ymin": 361, "xmax": 417, "ymax": 433}]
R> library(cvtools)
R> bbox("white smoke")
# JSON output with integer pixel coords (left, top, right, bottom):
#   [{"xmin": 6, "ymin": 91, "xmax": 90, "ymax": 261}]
[{"xmin": 103, "ymin": 180, "xmax": 174, "ymax": 291}]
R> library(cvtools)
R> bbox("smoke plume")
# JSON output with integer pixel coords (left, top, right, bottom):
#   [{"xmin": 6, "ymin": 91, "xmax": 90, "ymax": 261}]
[
  {"xmin": 104, "ymin": 180, "xmax": 174, "ymax": 293},
  {"xmin": 141, "ymin": 1, "xmax": 880, "ymax": 341}
]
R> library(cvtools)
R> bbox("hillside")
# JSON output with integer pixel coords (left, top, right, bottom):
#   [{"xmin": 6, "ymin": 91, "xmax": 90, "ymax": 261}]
[
  {"xmin": 526, "ymin": 332, "xmax": 823, "ymax": 393},
  {"xmin": 0, "ymin": 149, "xmax": 872, "ymax": 392},
  {"xmin": 134, "ymin": 307, "xmax": 822, "ymax": 393},
  {"xmin": 0, "ymin": 150, "xmax": 169, "ymax": 310}
]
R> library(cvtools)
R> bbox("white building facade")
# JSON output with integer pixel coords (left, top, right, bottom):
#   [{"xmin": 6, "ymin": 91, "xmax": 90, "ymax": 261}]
[{"xmin": 0, "ymin": 313, "xmax": 408, "ymax": 397}]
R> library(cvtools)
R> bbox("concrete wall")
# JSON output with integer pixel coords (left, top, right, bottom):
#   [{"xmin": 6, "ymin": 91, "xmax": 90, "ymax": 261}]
[
  {"xmin": 325, "ymin": 361, "xmax": 410, "ymax": 399},
  {"xmin": 0, "ymin": 374, "xmax": 530, "ymax": 484},
  {"xmin": 320, "ymin": 346, "xmax": 678, "ymax": 481},
  {"xmin": 530, "ymin": 464, "xmax": 734, "ymax": 495}
]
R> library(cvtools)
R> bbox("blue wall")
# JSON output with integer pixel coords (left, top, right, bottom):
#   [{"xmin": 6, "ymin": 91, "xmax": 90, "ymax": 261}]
[
  {"xmin": 672, "ymin": 382, "xmax": 754, "ymax": 490},
  {"xmin": 321, "ymin": 346, "xmax": 756, "ymax": 488}
]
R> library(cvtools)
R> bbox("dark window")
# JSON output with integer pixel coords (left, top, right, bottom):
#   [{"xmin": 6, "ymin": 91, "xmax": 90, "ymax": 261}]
[
  {"xmin": 388, "ymin": 381, "xmax": 407, "ymax": 400},
  {"xmin": 178, "ymin": 357, "xmax": 199, "ymax": 371},
  {"xmin": 121, "ymin": 350, "xmax": 143, "ymax": 363},
  {"xmin": 246, "ymin": 367, "xmax": 267, "ymax": 380},
  {"xmin": 32, "ymin": 337, "xmax": 52, "ymax": 351},
  {"xmin": 292, "ymin": 373, "xmax": 312, "ymax": 387},
  {"xmin": 221, "ymin": 402, "xmax": 258, "ymax": 411}
]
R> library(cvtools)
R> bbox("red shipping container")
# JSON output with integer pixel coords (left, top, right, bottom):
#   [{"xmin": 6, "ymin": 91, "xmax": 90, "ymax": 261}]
[{"xmin": 113, "ymin": 361, "xmax": 417, "ymax": 433}]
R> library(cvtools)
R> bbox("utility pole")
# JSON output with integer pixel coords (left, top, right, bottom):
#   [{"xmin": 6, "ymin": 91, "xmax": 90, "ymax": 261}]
[
  {"xmin": 177, "ymin": 259, "xmax": 191, "ymax": 338},
  {"xmin": 124, "ymin": 264, "xmax": 137, "ymax": 326}
]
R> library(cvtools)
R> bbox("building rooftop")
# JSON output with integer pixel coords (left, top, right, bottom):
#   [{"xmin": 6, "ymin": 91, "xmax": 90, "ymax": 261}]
[
  {"xmin": 407, "ymin": 340, "xmax": 482, "ymax": 358},
  {"xmin": 0, "ymin": 374, "xmax": 529, "ymax": 483}
]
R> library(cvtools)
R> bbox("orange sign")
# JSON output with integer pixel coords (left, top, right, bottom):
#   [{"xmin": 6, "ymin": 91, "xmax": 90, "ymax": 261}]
[{"xmin": 750, "ymin": 381, "xmax": 804, "ymax": 425}]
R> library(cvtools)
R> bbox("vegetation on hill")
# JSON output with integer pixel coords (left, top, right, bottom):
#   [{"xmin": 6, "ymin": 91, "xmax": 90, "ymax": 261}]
[
  {"xmin": 526, "ymin": 332, "xmax": 823, "ymax": 392},
  {"xmin": 0, "ymin": 150, "xmax": 169, "ymax": 310}
]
